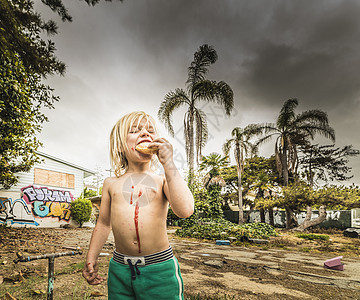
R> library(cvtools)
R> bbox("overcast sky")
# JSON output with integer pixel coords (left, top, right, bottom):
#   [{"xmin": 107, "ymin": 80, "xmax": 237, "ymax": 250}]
[{"xmin": 35, "ymin": 0, "xmax": 360, "ymax": 186}]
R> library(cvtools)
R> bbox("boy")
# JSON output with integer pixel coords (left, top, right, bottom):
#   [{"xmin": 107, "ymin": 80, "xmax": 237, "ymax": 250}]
[{"xmin": 82, "ymin": 111, "xmax": 194, "ymax": 300}]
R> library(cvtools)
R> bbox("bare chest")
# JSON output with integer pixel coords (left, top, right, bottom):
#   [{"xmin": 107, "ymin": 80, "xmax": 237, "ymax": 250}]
[{"xmin": 109, "ymin": 173, "xmax": 166, "ymax": 212}]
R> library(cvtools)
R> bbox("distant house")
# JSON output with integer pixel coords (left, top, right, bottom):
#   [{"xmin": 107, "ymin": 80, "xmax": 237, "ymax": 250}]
[{"xmin": 0, "ymin": 151, "xmax": 95, "ymax": 228}]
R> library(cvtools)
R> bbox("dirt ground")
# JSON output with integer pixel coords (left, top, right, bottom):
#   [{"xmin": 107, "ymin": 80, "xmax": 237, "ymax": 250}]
[{"xmin": 0, "ymin": 226, "xmax": 360, "ymax": 300}]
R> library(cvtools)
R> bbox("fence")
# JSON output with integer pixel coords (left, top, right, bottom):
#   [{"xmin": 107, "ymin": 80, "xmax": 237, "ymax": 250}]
[{"xmin": 224, "ymin": 209, "xmax": 353, "ymax": 229}]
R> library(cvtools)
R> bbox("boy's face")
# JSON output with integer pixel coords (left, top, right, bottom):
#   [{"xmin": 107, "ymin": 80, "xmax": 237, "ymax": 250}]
[{"xmin": 126, "ymin": 117, "xmax": 157, "ymax": 161}]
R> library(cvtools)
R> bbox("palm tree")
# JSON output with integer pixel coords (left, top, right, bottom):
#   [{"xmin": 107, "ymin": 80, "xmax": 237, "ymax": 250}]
[
  {"xmin": 252, "ymin": 98, "xmax": 335, "ymax": 228},
  {"xmin": 223, "ymin": 125, "xmax": 258, "ymax": 224},
  {"xmin": 158, "ymin": 44, "xmax": 234, "ymax": 182},
  {"xmin": 199, "ymin": 152, "xmax": 229, "ymax": 188},
  {"xmin": 199, "ymin": 153, "xmax": 229, "ymax": 219}
]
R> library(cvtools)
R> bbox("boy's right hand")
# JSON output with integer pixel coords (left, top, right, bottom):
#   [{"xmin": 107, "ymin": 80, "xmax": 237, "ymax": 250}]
[{"xmin": 82, "ymin": 261, "xmax": 105, "ymax": 285}]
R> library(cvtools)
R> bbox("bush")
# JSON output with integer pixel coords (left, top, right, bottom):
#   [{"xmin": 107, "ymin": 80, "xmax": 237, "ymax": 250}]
[
  {"xmin": 71, "ymin": 198, "xmax": 92, "ymax": 227},
  {"xmin": 296, "ymin": 233, "xmax": 330, "ymax": 241},
  {"xmin": 176, "ymin": 218, "xmax": 278, "ymax": 242}
]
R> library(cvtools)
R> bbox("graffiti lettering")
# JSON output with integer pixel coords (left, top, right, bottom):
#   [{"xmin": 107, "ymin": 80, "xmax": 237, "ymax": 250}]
[
  {"xmin": 0, "ymin": 197, "xmax": 39, "ymax": 226},
  {"xmin": 326, "ymin": 210, "xmax": 340, "ymax": 221},
  {"xmin": 20, "ymin": 185, "xmax": 74, "ymax": 222},
  {"xmin": 33, "ymin": 201, "xmax": 71, "ymax": 221},
  {"xmin": 247, "ymin": 210, "xmax": 345, "ymax": 228},
  {"xmin": 22, "ymin": 185, "xmax": 73, "ymax": 203},
  {"xmin": 33, "ymin": 201, "xmax": 49, "ymax": 217}
]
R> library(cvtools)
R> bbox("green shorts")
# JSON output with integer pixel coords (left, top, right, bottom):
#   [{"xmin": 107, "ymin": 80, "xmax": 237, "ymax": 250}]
[{"xmin": 108, "ymin": 247, "xmax": 184, "ymax": 300}]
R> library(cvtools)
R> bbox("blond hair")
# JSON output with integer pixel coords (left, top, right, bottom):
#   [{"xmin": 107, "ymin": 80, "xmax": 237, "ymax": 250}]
[{"xmin": 110, "ymin": 111, "xmax": 159, "ymax": 176}]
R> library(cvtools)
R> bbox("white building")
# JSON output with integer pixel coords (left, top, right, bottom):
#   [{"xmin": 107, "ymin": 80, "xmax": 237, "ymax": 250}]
[{"xmin": 0, "ymin": 152, "xmax": 95, "ymax": 228}]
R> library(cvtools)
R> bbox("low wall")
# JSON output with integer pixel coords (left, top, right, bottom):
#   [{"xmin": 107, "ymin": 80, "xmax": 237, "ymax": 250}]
[{"xmin": 224, "ymin": 210, "xmax": 352, "ymax": 229}]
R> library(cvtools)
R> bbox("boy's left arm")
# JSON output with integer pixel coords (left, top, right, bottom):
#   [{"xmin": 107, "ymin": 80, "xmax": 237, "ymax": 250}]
[{"xmin": 151, "ymin": 138, "xmax": 194, "ymax": 218}]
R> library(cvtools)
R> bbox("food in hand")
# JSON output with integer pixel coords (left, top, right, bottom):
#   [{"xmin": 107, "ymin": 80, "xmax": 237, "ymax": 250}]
[{"xmin": 135, "ymin": 142, "xmax": 158, "ymax": 154}]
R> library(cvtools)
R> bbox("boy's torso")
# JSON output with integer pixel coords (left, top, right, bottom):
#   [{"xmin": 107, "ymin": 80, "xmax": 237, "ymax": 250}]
[{"xmin": 107, "ymin": 171, "xmax": 170, "ymax": 256}]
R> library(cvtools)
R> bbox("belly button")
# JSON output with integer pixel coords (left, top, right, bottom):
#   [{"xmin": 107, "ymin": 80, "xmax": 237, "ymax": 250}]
[{"xmin": 133, "ymin": 240, "xmax": 138, "ymax": 244}]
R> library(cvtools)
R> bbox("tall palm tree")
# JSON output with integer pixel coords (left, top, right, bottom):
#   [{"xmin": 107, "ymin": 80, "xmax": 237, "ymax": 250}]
[
  {"xmin": 252, "ymin": 98, "xmax": 335, "ymax": 228},
  {"xmin": 158, "ymin": 45, "xmax": 234, "ymax": 182},
  {"xmin": 223, "ymin": 125, "xmax": 258, "ymax": 224}
]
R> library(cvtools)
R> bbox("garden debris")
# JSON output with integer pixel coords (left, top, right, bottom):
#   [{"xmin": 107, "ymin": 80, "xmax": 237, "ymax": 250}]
[
  {"xmin": 2, "ymin": 271, "xmax": 25, "ymax": 283},
  {"xmin": 0, "ymin": 275, "xmax": 3, "ymax": 284},
  {"xmin": 59, "ymin": 224, "xmax": 76, "ymax": 229},
  {"xmin": 215, "ymin": 240, "xmax": 230, "ymax": 245},
  {"xmin": 18, "ymin": 271, "xmax": 26, "ymax": 282},
  {"xmin": 5, "ymin": 292, "xmax": 17, "ymax": 300},
  {"xmin": 62, "ymin": 246, "xmax": 81, "ymax": 251},
  {"xmin": 191, "ymin": 252, "xmax": 221, "ymax": 258},
  {"xmin": 32, "ymin": 289, "xmax": 46, "ymax": 295},
  {"xmin": 203, "ymin": 260, "xmax": 224, "ymax": 268},
  {"xmin": 228, "ymin": 236, "xmax": 237, "ymax": 243},
  {"xmin": 324, "ymin": 256, "xmax": 344, "ymax": 271},
  {"xmin": 343, "ymin": 228, "xmax": 360, "ymax": 238},
  {"xmin": 91, "ymin": 291, "xmax": 105, "ymax": 297},
  {"xmin": 249, "ymin": 238, "xmax": 269, "ymax": 244}
]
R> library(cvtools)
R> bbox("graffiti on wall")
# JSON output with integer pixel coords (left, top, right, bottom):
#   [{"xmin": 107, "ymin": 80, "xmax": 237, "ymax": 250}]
[
  {"xmin": 0, "ymin": 197, "xmax": 39, "ymax": 226},
  {"xmin": 22, "ymin": 186, "xmax": 73, "ymax": 203},
  {"xmin": 247, "ymin": 209, "xmax": 349, "ymax": 228},
  {"xmin": 21, "ymin": 185, "xmax": 74, "ymax": 222},
  {"xmin": 1, "ymin": 185, "xmax": 75, "ymax": 226}
]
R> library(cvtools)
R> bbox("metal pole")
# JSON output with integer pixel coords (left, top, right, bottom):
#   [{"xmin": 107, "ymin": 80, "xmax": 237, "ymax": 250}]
[
  {"xmin": 47, "ymin": 257, "xmax": 55, "ymax": 300},
  {"xmin": 13, "ymin": 250, "xmax": 82, "ymax": 299}
]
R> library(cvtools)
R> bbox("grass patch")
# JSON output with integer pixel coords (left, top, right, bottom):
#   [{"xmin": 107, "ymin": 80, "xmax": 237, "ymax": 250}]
[
  {"xmin": 71, "ymin": 280, "xmax": 93, "ymax": 300},
  {"xmin": 296, "ymin": 233, "xmax": 330, "ymax": 241},
  {"xmin": 55, "ymin": 261, "xmax": 85, "ymax": 275},
  {"xmin": 300, "ymin": 247, "xmax": 312, "ymax": 252},
  {"xmin": 0, "ymin": 274, "xmax": 47, "ymax": 300}
]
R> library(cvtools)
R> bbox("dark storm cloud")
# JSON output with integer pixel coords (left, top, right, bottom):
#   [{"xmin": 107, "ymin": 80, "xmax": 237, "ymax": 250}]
[
  {"xmin": 102, "ymin": 0, "xmax": 360, "ymax": 110},
  {"xmin": 238, "ymin": 1, "xmax": 360, "ymax": 109},
  {"xmin": 36, "ymin": 0, "xmax": 360, "ymax": 184},
  {"xmin": 106, "ymin": 0, "xmax": 360, "ymax": 181},
  {"xmin": 100, "ymin": 0, "xmax": 266, "ymax": 63}
]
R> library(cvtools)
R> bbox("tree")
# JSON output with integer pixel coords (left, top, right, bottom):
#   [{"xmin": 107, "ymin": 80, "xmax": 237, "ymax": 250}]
[
  {"xmin": 0, "ymin": 0, "xmax": 67, "ymax": 76},
  {"xmin": 220, "ymin": 165, "xmax": 239, "ymax": 194},
  {"xmin": 292, "ymin": 144, "xmax": 360, "ymax": 231},
  {"xmin": 199, "ymin": 153, "xmax": 228, "ymax": 219},
  {"xmin": 285, "ymin": 183, "xmax": 360, "ymax": 232},
  {"xmin": 83, "ymin": 187, "xmax": 98, "ymax": 198},
  {"xmin": 252, "ymin": 98, "xmax": 335, "ymax": 228},
  {"xmin": 0, "ymin": 0, "xmax": 120, "ymax": 189},
  {"xmin": 0, "ymin": 51, "xmax": 59, "ymax": 188},
  {"xmin": 223, "ymin": 125, "xmax": 258, "ymax": 224},
  {"xmin": 299, "ymin": 144, "xmax": 360, "ymax": 186},
  {"xmin": 71, "ymin": 197, "xmax": 93, "ymax": 227},
  {"xmin": 242, "ymin": 156, "xmax": 279, "ymax": 225},
  {"xmin": 326, "ymin": 185, "xmax": 360, "ymax": 210},
  {"xmin": 158, "ymin": 44, "xmax": 234, "ymax": 182},
  {"xmin": 185, "ymin": 169, "xmax": 211, "ymax": 223},
  {"xmin": 280, "ymin": 180, "xmax": 315, "ymax": 230}
]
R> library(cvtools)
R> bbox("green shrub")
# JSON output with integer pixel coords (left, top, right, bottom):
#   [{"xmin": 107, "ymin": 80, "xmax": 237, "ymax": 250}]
[
  {"xmin": 296, "ymin": 233, "xmax": 330, "ymax": 241},
  {"xmin": 176, "ymin": 218, "xmax": 278, "ymax": 241},
  {"xmin": 71, "ymin": 198, "xmax": 92, "ymax": 227}
]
